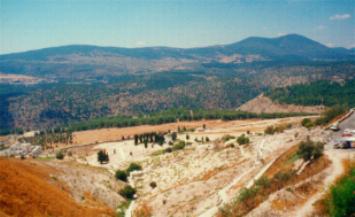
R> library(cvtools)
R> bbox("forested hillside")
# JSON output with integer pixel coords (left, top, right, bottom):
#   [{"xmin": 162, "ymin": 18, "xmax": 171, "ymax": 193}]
[
  {"xmin": 0, "ymin": 34, "xmax": 354, "ymax": 133},
  {"xmin": 266, "ymin": 79, "xmax": 355, "ymax": 107}
]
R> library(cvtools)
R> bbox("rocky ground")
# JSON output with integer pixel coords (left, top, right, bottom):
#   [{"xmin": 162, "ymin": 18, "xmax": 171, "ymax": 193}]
[{"xmin": 71, "ymin": 116, "xmax": 327, "ymax": 217}]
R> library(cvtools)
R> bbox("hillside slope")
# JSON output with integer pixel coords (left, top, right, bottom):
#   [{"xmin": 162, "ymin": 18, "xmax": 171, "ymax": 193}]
[
  {"xmin": 0, "ymin": 158, "xmax": 114, "ymax": 217},
  {"xmin": 238, "ymin": 94, "xmax": 325, "ymax": 114}
]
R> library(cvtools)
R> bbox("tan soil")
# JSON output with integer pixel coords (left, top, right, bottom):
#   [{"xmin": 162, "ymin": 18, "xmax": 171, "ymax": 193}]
[
  {"xmin": 71, "ymin": 117, "xmax": 311, "ymax": 146},
  {"xmin": 0, "ymin": 158, "xmax": 114, "ymax": 217},
  {"xmin": 72, "ymin": 120, "xmax": 223, "ymax": 145}
]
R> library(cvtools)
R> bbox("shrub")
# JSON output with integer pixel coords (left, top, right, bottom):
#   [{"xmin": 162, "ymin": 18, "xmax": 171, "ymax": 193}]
[
  {"xmin": 172, "ymin": 141, "xmax": 186, "ymax": 151},
  {"xmin": 119, "ymin": 185, "xmax": 136, "ymax": 200},
  {"xmin": 115, "ymin": 170, "xmax": 128, "ymax": 182},
  {"xmin": 171, "ymin": 132, "xmax": 177, "ymax": 141},
  {"xmin": 186, "ymin": 134, "xmax": 190, "ymax": 140},
  {"xmin": 164, "ymin": 147, "xmax": 173, "ymax": 153},
  {"xmin": 301, "ymin": 118, "xmax": 314, "ymax": 129},
  {"xmin": 273, "ymin": 170, "xmax": 295, "ymax": 182},
  {"xmin": 97, "ymin": 150, "xmax": 109, "ymax": 164},
  {"xmin": 222, "ymin": 134, "xmax": 235, "ymax": 142},
  {"xmin": 315, "ymin": 105, "xmax": 347, "ymax": 126},
  {"xmin": 297, "ymin": 139, "xmax": 324, "ymax": 161},
  {"xmin": 237, "ymin": 134, "xmax": 250, "ymax": 145},
  {"xmin": 255, "ymin": 176, "xmax": 270, "ymax": 188},
  {"xmin": 126, "ymin": 163, "xmax": 142, "ymax": 174},
  {"xmin": 328, "ymin": 168, "xmax": 355, "ymax": 217},
  {"xmin": 238, "ymin": 186, "xmax": 260, "ymax": 202},
  {"xmin": 265, "ymin": 124, "xmax": 291, "ymax": 135},
  {"xmin": 274, "ymin": 124, "xmax": 289, "ymax": 133},
  {"xmin": 264, "ymin": 126, "xmax": 275, "ymax": 135},
  {"xmin": 150, "ymin": 181, "xmax": 157, "ymax": 189},
  {"xmin": 56, "ymin": 150, "xmax": 65, "ymax": 160}
]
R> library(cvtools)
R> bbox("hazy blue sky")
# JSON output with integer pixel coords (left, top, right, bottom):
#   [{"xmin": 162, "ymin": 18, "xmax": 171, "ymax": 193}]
[{"xmin": 0, "ymin": 0, "xmax": 354, "ymax": 54}]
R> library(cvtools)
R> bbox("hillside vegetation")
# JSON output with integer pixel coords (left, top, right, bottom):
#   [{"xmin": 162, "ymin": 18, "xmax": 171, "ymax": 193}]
[
  {"xmin": 266, "ymin": 79, "xmax": 355, "ymax": 107},
  {"xmin": 0, "ymin": 34, "xmax": 354, "ymax": 132}
]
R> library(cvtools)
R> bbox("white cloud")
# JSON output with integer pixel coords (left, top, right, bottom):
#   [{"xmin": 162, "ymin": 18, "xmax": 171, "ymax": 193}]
[{"xmin": 329, "ymin": 14, "xmax": 351, "ymax": 21}]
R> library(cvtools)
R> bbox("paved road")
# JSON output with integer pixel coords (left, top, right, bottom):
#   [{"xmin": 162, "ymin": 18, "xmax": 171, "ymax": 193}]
[
  {"xmin": 295, "ymin": 110, "xmax": 355, "ymax": 217},
  {"xmin": 332, "ymin": 110, "xmax": 355, "ymax": 138}
]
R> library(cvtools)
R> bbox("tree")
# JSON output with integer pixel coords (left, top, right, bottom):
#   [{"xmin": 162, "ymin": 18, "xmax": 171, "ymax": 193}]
[
  {"xmin": 97, "ymin": 150, "xmax": 109, "ymax": 164},
  {"xmin": 297, "ymin": 139, "xmax": 324, "ymax": 161},
  {"xmin": 115, "ymin": 170, "xmax": 128, "ymax": 182},
  {"xmin": 127, "ymin": 163, "xmax": 142, "ymax": 174},
  {"xmin": 237, "ymin": 134, "xmax": 250, "ymax": 145},
  {"xmin": 301, "ymin": 118, "xmax": 314, "ymax": 129},
  {"xmin": 186, "ymin": 134, "xmax": 190, "ymax": 140},
  {"xmin": 56, "ymin": 150, "xmax": 65, "ymax": 160},
  {"xmin": 150, "ymin": 181, "xmax": 157, "ymax": 189},
  {"xmin": 171, "ymin": 132, "xmax": 177, "ymax": 141},
  {"xmin": 119, "ymin": 185, "xmax": 136, "ymax": 200},
  {"xmin": 134, "ymin": 134, "xmax": 138, "ymax": 145}
]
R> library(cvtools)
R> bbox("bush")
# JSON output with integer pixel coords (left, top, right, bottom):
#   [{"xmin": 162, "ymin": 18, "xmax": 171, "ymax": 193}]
[
  {"xmin": 172, "ymin": 141, "xmax": 186, "ymax": 151},
  {"xmin": 273, "ymin": 170, "xmax": 295, "ymax": 182},
  {"xmin": 238, "ymin": 186, "xmax": 260, "ymax": 202},
  {"xmin": 264, "ymin": 126, "xmax": 275, "ymax": 135},
  {"xmin": 297, "ymin": 139, "xmax": 324, "ymax": 161},
  {"xmin": 328, "ymin": 168, "xmax": 355, "ymax": 217},
  {"xmin": 237, "ymin": 134, "xmax": 250, "ymax": 145},
  {"xmin": 222, "ymin": 134, "xmax": 235, "ymax": 142},
  {"xmin": 56, "ymin": 150, "xmax": 65, "ymax": 160},
  {"xmin": 265, "ymin": 124, "xmax": 291, "ymax": 135},
  {"xmin": 186, "ymin": 134, "xmax": 190, "ymax": 140},
  {"xmin": 171, "ymin": 132, "xmax": 177, "ymax": 141},
  {"xmin": 315, "ymin": 105, "xmax": 347, "ymax": 126},
  {"xmin": 164, "ymin": 147, "xmax": 173, "ymax": 153},
  {"xmin": 150, "ymin": 181, "xmax": 157, "ymax": 189},
  {"xmin": 119, "ymin": 185, "xmax": 136, "ymax": 200},
  {"xmin": 126, "ymin": 163, "xmax": 142, "ymax": 174},
  {"xmin": 115, "ymin": 170, "xmax": 128, "ymax": 182},
  {"xmin": 97, "ymin": 150, "xmax": 109, "ymax": 164},
  {"xmin": 301, "ymin": 118, "xmax": 314, "ymax": 129},
  {"xmin": 255, "ymin": 176, "xmax": 270, "ymax": 188}
]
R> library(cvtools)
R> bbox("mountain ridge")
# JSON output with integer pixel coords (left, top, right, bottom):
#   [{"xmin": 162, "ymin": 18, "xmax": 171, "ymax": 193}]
[{"xmin": 1, "ymin": 34, "xmax": 353, "ymax": 60}]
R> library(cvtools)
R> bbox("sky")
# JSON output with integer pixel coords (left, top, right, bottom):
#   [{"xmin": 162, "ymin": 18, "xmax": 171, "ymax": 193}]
[{"xmin": 0, "ymin": 0, "xmax": 354, "ymax": 54}]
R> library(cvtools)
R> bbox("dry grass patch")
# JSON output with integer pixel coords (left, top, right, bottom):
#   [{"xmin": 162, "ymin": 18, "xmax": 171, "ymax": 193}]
[{"xmin": 133, "ymin": 202, "xmax": 152, "ymax": 217}]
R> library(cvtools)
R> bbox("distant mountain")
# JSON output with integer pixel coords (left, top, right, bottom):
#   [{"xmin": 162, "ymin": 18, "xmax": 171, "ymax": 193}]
[{"xmin": 0, "ymin": 34, "xmax": 353, "ymax": 80}]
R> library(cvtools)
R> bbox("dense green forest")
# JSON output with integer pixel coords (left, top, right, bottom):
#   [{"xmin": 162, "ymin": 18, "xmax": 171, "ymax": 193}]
[
  {"xmin": 66, "ymin": 108, "xmax": 312, "ymax": 132},
  {"xmin": 266, "ymin": 79, "xmax": 355, "ymax": 107}
]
